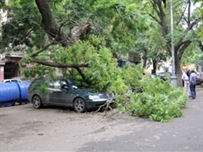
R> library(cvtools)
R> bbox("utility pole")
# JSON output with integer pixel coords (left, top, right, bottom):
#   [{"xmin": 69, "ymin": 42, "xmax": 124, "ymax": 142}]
[{"xmin": 170, "ymin": 0, "xmax": 177, "ymax": 86}]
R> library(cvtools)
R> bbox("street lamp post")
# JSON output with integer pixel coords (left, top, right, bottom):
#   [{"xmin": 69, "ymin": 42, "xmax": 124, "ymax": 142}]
[{"xmin": 170, "ymin": 0, "xmax": 177, "ymax": 86}]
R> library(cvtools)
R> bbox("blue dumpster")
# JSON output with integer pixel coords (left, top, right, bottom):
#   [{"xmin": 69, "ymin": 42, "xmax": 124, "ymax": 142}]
[
  {"xmin": 16, "ymin": 81, "xmax": 31, "ymax": 103},
  {"xmin": 0, "ymin": 82, "xmax": 20, "ymax": 106},
  {"xmin": 0, "ymin": 81, "xmax": 31, "ymax": 107}
]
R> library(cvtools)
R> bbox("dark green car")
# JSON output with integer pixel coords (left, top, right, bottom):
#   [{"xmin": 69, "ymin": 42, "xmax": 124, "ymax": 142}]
[{"xmin": 27, "ymin": 78, "xmax": 115, "ymax": 113}]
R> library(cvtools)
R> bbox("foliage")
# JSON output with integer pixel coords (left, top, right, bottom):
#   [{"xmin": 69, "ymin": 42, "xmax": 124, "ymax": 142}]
[
  {"xmin": 0, "ymin": 1, "xmax": 44, "ymax": 51},
  {"xmin": 1, "ymin": 0, "xmax": 190, "ymax": 122},
  {"xmin": 181, "ymin": 41, "xmax": 203, "ymax": 65},
  {"xmin": 134, "ymin": 0, "xmax": 202, "ymax": 86},
  {"xmin": 22, "ymin": 37, "xmax": 189, "ymax": 123},
  {"xmin": 117, "ymin": 76, "xmax": 188, "ymax": 122},
  {"xmin": 22, "ymin": 36, "xmax": 144, "ymax": 93},
  {"xmin": 194, "ymin": 0, "xmax": 203, "ymax": 39}
]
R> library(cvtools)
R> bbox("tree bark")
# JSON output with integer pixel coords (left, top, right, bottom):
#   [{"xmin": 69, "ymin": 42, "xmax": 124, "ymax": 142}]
[
  {"xmin": 199, "ymin": 41, "xmax": 203, "ymax": 52},
  {"xmin": 35, "ymin": 0, "xmax": 91, "ymax": 47},
  {"xmin": 152, "ymin": 59, "xmax": 157, "ymax": 74},
  {"xmin": 35, "ymin": 0, "xmax": 72, "ymax": 47}
]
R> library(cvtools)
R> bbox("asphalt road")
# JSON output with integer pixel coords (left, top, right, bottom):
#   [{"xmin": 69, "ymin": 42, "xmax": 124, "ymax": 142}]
[
  {"xmin": 0, "ymin": 86, "xmax": 202, "ymax": 152},
  {"xmin": 77, "ymin": 87, "xmax": 203, "ymax": 152}
]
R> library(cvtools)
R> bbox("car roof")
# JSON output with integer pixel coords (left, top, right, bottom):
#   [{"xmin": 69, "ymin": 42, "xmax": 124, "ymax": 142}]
[{"xmin": 1, "ymin": 78, "xmax": 21, "ymax": 83}]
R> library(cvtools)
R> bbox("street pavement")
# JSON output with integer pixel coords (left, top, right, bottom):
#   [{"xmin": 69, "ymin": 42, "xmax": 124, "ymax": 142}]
[
  {"xmin": 0, "ymin": 86, "xmax": 202, "ymax": 152},
  {"xmin": 77, "ymin": 86, "xmax": 203, "ymax": 152}
]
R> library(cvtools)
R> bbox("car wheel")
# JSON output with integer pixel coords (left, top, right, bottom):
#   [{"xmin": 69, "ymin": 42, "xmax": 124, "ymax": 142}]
[
  {"xmin": 32, "ymin": 95, "xmax": 42, "ymax": 109},
  {"xmin": 73, "ymin": 98, "xmax": 86, "ymax": 113},
  {"xmin": 201, "ymin": 82, "xmax": 203, "ymax": 87}
]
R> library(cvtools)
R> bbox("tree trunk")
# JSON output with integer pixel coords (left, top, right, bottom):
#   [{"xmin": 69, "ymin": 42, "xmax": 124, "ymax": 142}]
[
  {"xmin": 35, "ymin": 0, "xmax": 91, "ymax": 47},
  {"xmin": 35, "ymin": 0, "xmax": 73, "ymax": 47},
  {"xmin": 152, "ymin": 59, "xmax": 157, "ymax": 74},
  {"xmin": 175, "ymin": 54, "xmax": 182, "ymax": 86},
  {"xmin": 142, "ymin": 49, "xmax": 148, "ymax": 68}
]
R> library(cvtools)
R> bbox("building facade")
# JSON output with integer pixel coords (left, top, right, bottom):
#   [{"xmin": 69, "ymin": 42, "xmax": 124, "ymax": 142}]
[{"xmin": 0, "ymin": 52, "xmax": 22, "ymax": 81}]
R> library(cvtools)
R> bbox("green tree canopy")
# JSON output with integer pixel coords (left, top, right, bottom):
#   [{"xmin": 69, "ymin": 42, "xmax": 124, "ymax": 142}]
[{"xmin": 0, "ymin": 0, "xmax": 194, "ymax": 121}]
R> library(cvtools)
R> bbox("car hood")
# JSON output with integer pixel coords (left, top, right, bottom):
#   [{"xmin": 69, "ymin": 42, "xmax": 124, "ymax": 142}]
[{"xmin": 73, "ymin": 87, "xmax": 114, "ymax": 99}]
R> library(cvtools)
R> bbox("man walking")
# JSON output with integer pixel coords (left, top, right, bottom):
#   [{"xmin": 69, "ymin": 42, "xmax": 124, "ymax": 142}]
[{"xmin": 189, "ymin": 70, "xmax": 197, "ymax": 99}]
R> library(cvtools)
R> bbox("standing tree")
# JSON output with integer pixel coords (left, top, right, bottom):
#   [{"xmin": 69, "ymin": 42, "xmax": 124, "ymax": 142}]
[{"xmin": 138, "ymin": 0, "xmax": 201, "ymax": 85}]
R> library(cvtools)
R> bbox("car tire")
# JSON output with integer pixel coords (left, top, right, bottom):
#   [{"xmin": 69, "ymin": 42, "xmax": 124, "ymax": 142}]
[
  {"xmin": 201, "ymin": 82, "xmax": 203, "ymax": 87},
  {"xmin": 73, "ymin": 98, "xmax": 86, "ymax": 113},
  {"xmin": 32, "ymin": 95, "xmax": 42, "ymax": 109}
]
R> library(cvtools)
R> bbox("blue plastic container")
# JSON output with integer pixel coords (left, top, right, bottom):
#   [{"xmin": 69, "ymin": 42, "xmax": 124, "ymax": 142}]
[
  {"xmin": 0, "ymin": 82, "xmax": 20, "ymax": 106},
  {"xmin": 17, "ymin": 81, "xmax": 31, "ymax": 101},
  {"xmin": 0, "ymin": 81, "xmax": 31, "ymax": 107}
]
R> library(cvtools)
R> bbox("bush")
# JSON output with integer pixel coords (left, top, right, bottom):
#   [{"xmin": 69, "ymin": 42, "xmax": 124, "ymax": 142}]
[{"xmin": 118, "ymin": 76, "xmax": 188, "ymax": 122}]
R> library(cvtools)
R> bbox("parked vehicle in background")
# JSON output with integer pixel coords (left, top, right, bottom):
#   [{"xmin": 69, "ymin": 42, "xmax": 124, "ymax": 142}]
[
  {"xmin": 155, "ymin": 72, "xmax": 172, "ymax": 81},
  {"xmin": 1, "ymin": 77, "xmax": 22, "ymax": 83},
  {"xmin": 27, "ymin": 78, "xmax": 115, "ymax": 113},
  {"xmin": 196, "ymin": 73, "xmax": 203, "ymax": 87}
]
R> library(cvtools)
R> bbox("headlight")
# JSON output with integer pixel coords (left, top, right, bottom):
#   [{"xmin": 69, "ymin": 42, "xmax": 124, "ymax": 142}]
[{"xmin": 89, "ymin": 95, "xmax": 101, "ymax": 100}]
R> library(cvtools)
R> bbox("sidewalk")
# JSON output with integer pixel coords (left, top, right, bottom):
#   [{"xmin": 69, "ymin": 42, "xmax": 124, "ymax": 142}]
[{"xmin": 78, "ymin": 86, "xmax": 203, "ymax": 152}]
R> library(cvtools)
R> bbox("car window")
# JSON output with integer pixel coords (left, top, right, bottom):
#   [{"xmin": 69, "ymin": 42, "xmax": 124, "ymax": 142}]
[
  {"xmin": 11, "ymin": 80, "xmax": 18, "ymax": 82},
  {"xmin": 2, "ymin": 78, "xmax": 21, "ymax": 83},
  {"xmin": 53, "ymin": 81, "xmax": 61, "ymax": 89},
  {"xmin": 5, "ymin": 80, "xmax": 11, "ymax": 83},
  {"xmin": 48, "ymin": 82, "xmax": 54, "ymax": 88},
  {"xmin": 30, "ymin": 79, "xmax": 44, "ymax": 90}
]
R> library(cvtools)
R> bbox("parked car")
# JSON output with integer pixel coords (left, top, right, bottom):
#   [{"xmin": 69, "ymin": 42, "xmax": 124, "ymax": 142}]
[
  {"xmin": 155, "ymin": 72, "xmax": 172, "ymax": 81},
  {"xmin": 1, "ymin": 77, "xmax": 21, "ymax": 83},
  {"xmin": 27, "ymin": 78, "xmax": 115, "ymax": 113},
  {"xmin": 196, "ymin": 74, "xmax": 203, "ymax": 87}
]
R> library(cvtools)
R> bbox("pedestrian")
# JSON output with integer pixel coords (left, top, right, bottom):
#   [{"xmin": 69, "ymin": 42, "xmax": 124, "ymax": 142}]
[
  {"xmin": 186, "ymin": 69, "xmax": 192, "ymax": 96},
  {"xmin": 189, "ymin": 70, "xmax": 197, "ymax": 99},
  {"xmin": 182, "ymin": 69, "xmax": 190, "ymax": 96},
  {"xmin": 186, "ymin": 69, "xmax": 192, "ymax": 79}
]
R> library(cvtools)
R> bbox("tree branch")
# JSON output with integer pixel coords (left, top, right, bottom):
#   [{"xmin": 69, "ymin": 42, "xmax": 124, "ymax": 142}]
[
  {"xmin": 32, "ymin": 59, "xmax": 91, "ymax": 84},
  {"xmin": 184, "ymin": 17, "xmax": 201, "ymax": 33},
  {"xmin": 19, "ymin": 27, "xmax": 34, "ymax": 44},
  {"xmin": 175, "ymin": 17, "xmax": 200, "ymax": 52},
  {"xmin": 31, "ymin": 42, "xmax": 55, "ymax": 57},
  {"xmin": 35, "ymin": 0, "xmax": 91, "ymax": 47},
  {"xmin": 199, "ymin": 41, "xmax": 203, "ymax": 52},
  {"xmin": 32, "ymin": 59, "xmax": 88, "ymax": 68},
  {"xmin": 176, "ymin": 40, "xmax": 192, "ymax": 58},
  {"xmin": 176, "ymin": 3, "xmax": 187, "ymax": 26},
  {"xmin": 35, "ymin": 0, "xmax": 73, "ymax": 47},
  {"xmin": 148, "ymin": 13, "xmax": 161, "ymax": 25},
  {"xmin": 71, "ymin": 22, "xmax": 91, "ymax": 41}
]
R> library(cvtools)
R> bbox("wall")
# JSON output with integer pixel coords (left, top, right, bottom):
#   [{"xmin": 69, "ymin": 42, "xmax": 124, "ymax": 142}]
[
  {"xmin": 0, "ymin": 65, "xmax": 4, "ymax": 80},
  {"xmin": 0, "ymin": 53, "xmax": 22, "ymax": 81}
]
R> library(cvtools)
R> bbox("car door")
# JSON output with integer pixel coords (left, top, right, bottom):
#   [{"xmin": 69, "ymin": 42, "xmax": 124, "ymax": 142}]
[{"xmin": 49, "ymin": 81, "xmax": 72, "ymax": 106}]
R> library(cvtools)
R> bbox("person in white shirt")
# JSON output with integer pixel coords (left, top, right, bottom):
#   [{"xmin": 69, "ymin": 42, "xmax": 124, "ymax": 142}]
[{"xmin": 182, "ymin": 69, "xmax": 190, "ymax": 96}]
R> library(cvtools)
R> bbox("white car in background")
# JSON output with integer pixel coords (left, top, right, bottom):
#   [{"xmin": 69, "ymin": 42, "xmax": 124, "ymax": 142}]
[{"xmin": 1, "ymin": 77, "xmax": 22, "ymax": 83}]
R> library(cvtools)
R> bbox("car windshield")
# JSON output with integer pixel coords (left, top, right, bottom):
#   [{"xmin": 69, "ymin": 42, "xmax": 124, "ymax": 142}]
[{"xmin": 49, "ymin": 80, "xmax": 78, "ymax": 90}]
